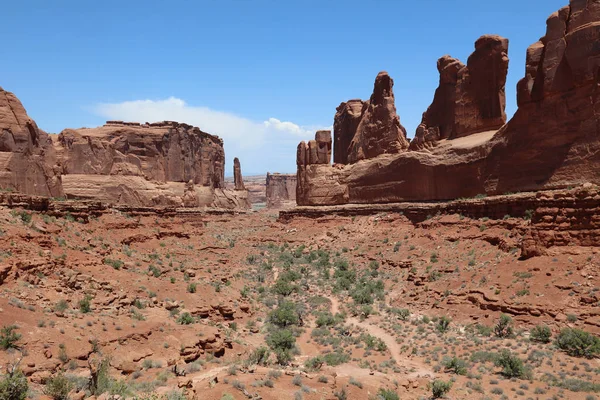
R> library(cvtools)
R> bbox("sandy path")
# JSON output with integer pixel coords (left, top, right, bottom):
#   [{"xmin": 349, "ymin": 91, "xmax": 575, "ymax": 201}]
[{"xmin": 329, "ymin": 296, "xmax": 434, "ymax": 378}]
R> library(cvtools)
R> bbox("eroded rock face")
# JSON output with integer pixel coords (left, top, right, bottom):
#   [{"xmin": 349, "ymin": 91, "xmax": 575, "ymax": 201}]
[
  {"xmin": 297, "ymin": 0, "xmax": 600, "ymax": 206},
  {"xmin": 56, "ymin": 121, "xmax": 225, "ymax": 187},
  {"xmin": 0, "ymin": 87, "xmax": 63, "ymax": 197},
  {"xmin": 233, "ymin": 157, "xmax": 245, "ymax": 190},
  {"xmin": 333, "ymin": 100, "xmax": 366, "ymax": 164},
  {"xmin": 266, "ymin": 173, "xmax": 297, "ymax": 208},
  {"xmin": 410, "ymin": 36, "xmax": 509, "ymax": 151},
  {"xmin": 346, "ymin": 72, "xmax": 409, "ymax": 163}
]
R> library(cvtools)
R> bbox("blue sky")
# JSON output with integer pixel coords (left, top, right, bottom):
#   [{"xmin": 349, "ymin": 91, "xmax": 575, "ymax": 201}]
[{"xmin": 2, "ymin": 0, "xmax": 566, "ymax": 176}]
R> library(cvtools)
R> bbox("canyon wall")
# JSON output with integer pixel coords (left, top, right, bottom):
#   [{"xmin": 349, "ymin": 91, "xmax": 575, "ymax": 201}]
[{"xmin": 298, "ymin": 0, "xmax": 600, "ymax": 206}]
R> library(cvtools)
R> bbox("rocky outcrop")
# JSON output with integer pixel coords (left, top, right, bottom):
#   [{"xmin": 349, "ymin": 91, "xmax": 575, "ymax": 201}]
[
  {"xmin": 53, "ymin": 121, "xmax": 249, "ymax": 208},
  {"xmin": 233, "ymin": 157, "xmax": 245, "ymax": 190},
  {"xmin": 0, "ymin": 87, "xmax": 63, "ymax": 197},
  {"xmin": 266, "ymin": 173, "xmax": 297, "ymax": 208},
  {"xmin": 410, "ymin": 36, "xmax": 509, "ymax": 151},
  {"xmin": 297, "ymin": 0, "xmax": 600, "ymax": 206},
  {"xmin": 333, "ymin": 100, "xmax": 366, "ymax": 164},
  {"xmin": 337, "ymin": 72, "xmax": 409, "ymax": 164}
]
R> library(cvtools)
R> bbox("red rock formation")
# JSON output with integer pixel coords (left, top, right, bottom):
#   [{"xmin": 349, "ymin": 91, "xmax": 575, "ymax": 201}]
[
  {"xmin": 297, "ymin": 0, "xmax": 600, "ymax": 206},
  {"xmin": 233, "ymin": 157, "xmax": 245, "ymax": 190},
  {"xmin": 0, "ymin": 87, "xmax": 63, "ymax": 197},
  {"xmin": 266, "ymin": 173, "xmax": 297, "ymax": 208},
  {"xmin": 346, "ymin": 72, "xmax": 409, "ymax": 163},
  {"xmin": 333, "ymin": 100, "xmax": 366, "ymax": 164},
  {"xmin": 410, "ymin": 36, "xmax": 509, "ymax": 151},
  {"xmin": 56, "ymin": 121, "xmax": 224, "ymax": 187}
]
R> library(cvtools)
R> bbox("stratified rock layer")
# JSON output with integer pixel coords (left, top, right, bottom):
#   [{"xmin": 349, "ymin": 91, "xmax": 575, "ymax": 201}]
[
  {"xmin": 298, "ymin": 0, "xmax": 600, "ymax": 206},
  {"xmin": 266, "ymin": 173, "xmax": 297, "ymax": 208},
  {"xmin": 411, "ymin": 35, "xmax": 509, "ymax": 151}
]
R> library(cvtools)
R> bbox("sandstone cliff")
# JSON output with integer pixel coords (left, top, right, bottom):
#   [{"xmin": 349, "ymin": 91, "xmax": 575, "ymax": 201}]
[
  {"xmin": 0, "ymin": 92, "xmax": 249, "ymax": 209},
  {"xmin": 266, "ymin": 173, "xmax": 297, "ymax": 208},
  {"xmin": 298, "ymin": 0, "xmax": 600, "ymax": 206},
  {"xmin": 0, "ymin": 87, "xmax": 63, "ymax": 197},
  {"xmin": 410, "ymin": 35, "xmax": 509, "ymax": 151}
]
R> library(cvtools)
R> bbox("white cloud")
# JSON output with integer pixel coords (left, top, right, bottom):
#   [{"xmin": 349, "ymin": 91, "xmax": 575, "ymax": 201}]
[{"xmin": 92, "ymin": 97, "xmax": 329, "ymax": 175}]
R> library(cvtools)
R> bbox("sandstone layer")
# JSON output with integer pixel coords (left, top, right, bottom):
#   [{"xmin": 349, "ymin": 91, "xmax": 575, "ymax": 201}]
[
  {"xmin": 265, "ymin": 173, "xmax": 297, "ymax": 208},
  {"xmin": 298, "ymin": 0, "xmax": 600, "ymax": 207}
]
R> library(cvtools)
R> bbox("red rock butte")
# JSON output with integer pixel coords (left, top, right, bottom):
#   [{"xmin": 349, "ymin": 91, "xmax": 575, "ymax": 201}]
[
  {"xmin": 0, "ymin": 92, "xmax": 250, "ymax": 209},
  {"xmin": 297, "ymin": 0, "xmax": 600, "ymax": 206}
]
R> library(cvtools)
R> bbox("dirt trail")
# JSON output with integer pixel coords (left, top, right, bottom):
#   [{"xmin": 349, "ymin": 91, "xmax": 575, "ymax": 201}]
[{"xmin": 329, "ymin": 296, "xmax": 434, "ymax": 379}]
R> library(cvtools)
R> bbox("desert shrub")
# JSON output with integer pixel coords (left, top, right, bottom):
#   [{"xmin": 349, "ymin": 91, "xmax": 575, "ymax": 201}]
[
  {"xmin": 315, "ymin": 312, "xmax": 336, "ymax": 327},
  {"xmin": 494, "ymin": 314, "xmax": 514, "ymax": 338},
  {"xmin": 555, "ymin": 328, "xmax": 600, "ymax": 358},
  {"xmin": 494, "ymin": 349, "xmax": 528, "ymax": 378},
  {"xmin": 436, "ymin": 316, "xmax": 451, "ymax": 333},
  {"xmin": 79, "ymin": 295, "xmax": 92, "ymax": 313},
  {"xmin": 103, "ymin": 258, "xmax": 123, "ymax": 270},
  {"xmin": 431, "ymin": 380, "xmax": 452, "ymax": 398},
  {"xmin": 187, "ymin": 283, "xmax": 197, "ymax": 293},
  {"xmin": 0, "ymin": 325, "xmax": 21, "ymax": 350},
  {"xmin": 44, "ymin": 373, "xmax": 73, "ymax": 400},
  {"xmin": 530, "ymin": 325, "xmax": 552, "ymax": 343},
  {"xmin": 323, "ymin": 351, "xmax": 349, "ymax": 366},
  {"xmin": 304, "ymin": 356, "xmax": 324, "ymax": 371},
  {"xmin": 176, "ymin": 312, "xmax": 194, "ymax": 325},
  {"xmin": 267, "ymin": 329, "xmax": 295, "ymax": 365},
  {"xmin": 0, "ymin": 367, "xmax": 28, "ymax": 400},
  {"xmin": 247, "ymin": 347, "xmax": 270, "ymax": 366},
  {"xmin": 377, "ymin": 388, "xmax": 399, "ymax": 400},
  {"xmin": 442, "ymin": 356, "xmax": 468, "ymax": 375},
  {"xmin": 269, "ymin": 301, "xmax": 299, "ymax": 327},
  {"xmin": 271, "ymin": 279, "xmax": 296, "ymax": 296}
]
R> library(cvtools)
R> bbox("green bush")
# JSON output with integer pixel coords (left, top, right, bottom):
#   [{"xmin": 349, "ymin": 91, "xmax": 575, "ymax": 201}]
[
  {"xmin": 436, "ymin": 316, "xmax": 451, "ymax": 333},
  {"xmin": 431, "ymin": 379, "xmax": 452, "ymax": 398},
  {"xmin": 247, "ymin": 347, "xmax": 270, "ymax": 366},
  {"xmin": 0, "ymin": 367, "xmax": 28, "ymax": 400},
  {"xmin": 271, "ymin": 279, "xmax": 297, "ymax": 296},
  {"xmin": 267, "ymin": 329, "xmax": 295, "ymax": 351},
  {"xmin": 304, "ymin": 356, "xmax": 324, "ymax": 371},
  {"xmin": 103, "ymin": 258, "xmax": 124, "ymax": 270},
  {"xmin": 79, "ymin": 295, "xmax": 92, "ymax": 313},
  {"xmin": 377, "ymin": 388, "xmax": 399, "ymax": 400},
  {"xmin": 323, "ymin": 351, "xmax": 349, "ymax": 366},
  {"xmin": 187, "ymin": 283, "xmax": 197, "ymax": 293},
  {"xmin": 494, "ymin": 349, "xmax": 528, "ymax": 378},
  {"xmin": 269, "ymin": 301, "xmax": 299, "ymax": 328},
  {"xmin": 494, "ymin": 314, "xmax": 514, "ymax": 338},
  {"xmin": 0, "ymin": 325, "xmax": 21, "ymax": 350},
  {"xmin": 442, "ymin": 356, "xmax": 468, "ymax": 375},
  {"xmin": 555, "ymin": 328, "xmax": 600, "ymax": 358},
  {"xmin": 44, "ymin": 373, "xmax": 73, "ymax": 400},
  {"xmin": 530, "ymin": 325, "xmax": 552, "ymax": 343},
  {"xmin": 177, "ymin": 312, "xmax": 194, "ymax": 325}
]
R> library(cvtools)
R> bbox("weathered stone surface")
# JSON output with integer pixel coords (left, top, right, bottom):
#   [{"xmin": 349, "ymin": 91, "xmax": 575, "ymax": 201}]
[
  {"xmin": 297, "ymin": 0, "xmax": 600, "ymax": 206},
  {"xmin": 346, "ymin": 72, "xmax": 409, "ymax": 163},
  {"xmin": 0, "ymin": 87, "xmax": 63, "ymax": 197},
  {"xmin": 233, "ymin": 157, "xmax": 245, "ymax": 190},
  {"xmin": 333, "ymin": 100, "xmax": 365, "ymax": 164},
  {"xmin": 410, "ymin": 35, "xmax": 509, "ymax": 150},
  {"xmin": 266, "ymin": 173, "xmax": 296, "ymax": 208}
]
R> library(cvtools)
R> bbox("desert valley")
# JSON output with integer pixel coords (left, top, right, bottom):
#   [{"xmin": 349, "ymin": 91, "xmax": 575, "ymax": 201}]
[{"xmin": 2, "ymin": 1, "xmax": 600, "ymax": 400}]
